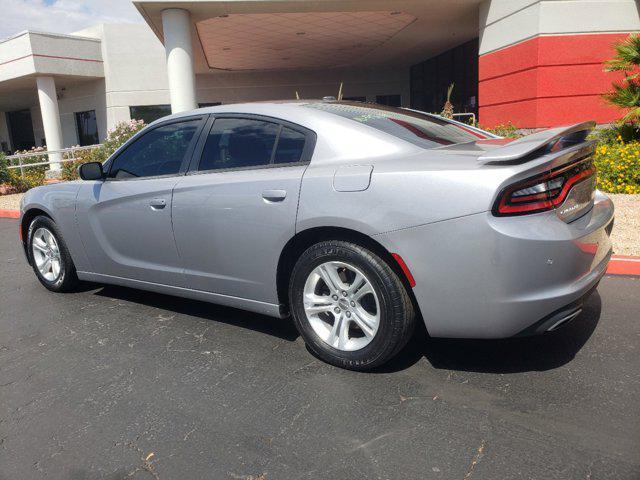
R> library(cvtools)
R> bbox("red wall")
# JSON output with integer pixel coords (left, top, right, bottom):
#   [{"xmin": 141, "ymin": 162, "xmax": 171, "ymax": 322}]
[{"xmin": 479, "ymin": 33, "xmax": 629, "ymax": 128}]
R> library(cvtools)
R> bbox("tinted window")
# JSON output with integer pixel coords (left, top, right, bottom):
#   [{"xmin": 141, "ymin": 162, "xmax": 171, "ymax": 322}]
[
  {"xmin": 75, "ymin": 110, "xmax": 99, "ymax": 146},
  {"xmin": 305, "ymin": 102, "xmax": 486, "ymax": 149},
  {"xmin": 200, "ymin": 118, "xmax": 280, "ymax": 171},
  {"xmin": 274, "ymin": 127, "xmax": 306, "ymax": 164},
  {"xmin": 108, "ymin": 120, "xmax": 199, "ymax": 179}
]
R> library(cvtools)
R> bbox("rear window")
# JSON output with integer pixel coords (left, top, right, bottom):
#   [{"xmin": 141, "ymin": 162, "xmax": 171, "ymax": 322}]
[{"xmin": 305, "ymin": 102, "xmax": 486, "ymax": 149}]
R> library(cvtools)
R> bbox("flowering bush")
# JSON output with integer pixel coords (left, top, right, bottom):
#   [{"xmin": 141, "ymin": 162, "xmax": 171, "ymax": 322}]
[
  {"xmin": 482, "ymin": 122, "xmax": 523, "ymax": 139},
  {"xmin": 594, "ymin": 139, "xmax": 640, "ymax": 194},
  {"xmin": 7, "ymin": 147, "xmax": 48, "ymax": 192},
  {"xmin": 0, "ymin": 152, "xmax": 9, "ymax": 184},
  {"xmin": 60, "ymin": 147, "xmax": 101, "ymax": 181},
  {"xmin": 61, "ymin": 119, "xmax": 145, "ymax": 181}
]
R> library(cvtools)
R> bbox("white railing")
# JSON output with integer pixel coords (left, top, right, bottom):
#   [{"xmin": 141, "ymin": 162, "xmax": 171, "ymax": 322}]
[{"xmin": 6, "ymin": 145, "xmax": 102, "ymax": 177}]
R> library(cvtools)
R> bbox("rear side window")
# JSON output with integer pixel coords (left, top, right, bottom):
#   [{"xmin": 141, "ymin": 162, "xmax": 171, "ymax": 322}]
[
  {"xmin": 305, "ymin": 102, "xmax": 486, "ymax": 149},
  {"xmin": 108, "ymin": 120, "xmax": 200, "ymax": 179},
  {"xmin": 274, "ymin": 127, "xmax": 306, "ymax": 164},
  {"xmin": 199, "ymin": 118, "xmax": 308, "ymax": 171}
]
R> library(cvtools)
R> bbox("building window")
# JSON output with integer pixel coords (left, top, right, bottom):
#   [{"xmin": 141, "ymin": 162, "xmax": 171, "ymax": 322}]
[
  {"xmin": 129, "ymin": 105, "xmax": 172, "ymax": 124},
  {"xmin": 343, "ymin": 96, "xmax": 366, "ymax": 102},
  {"xmin": 376, "ymin": 95, "xmax": 402, "ymax": 107},
  {"xmin": 75, "ymin": 110, "xmax": 99, "ymax": 146},
  {"xmin": 198, "ymin": 102, "xmax": 222, "ymax": 108}
]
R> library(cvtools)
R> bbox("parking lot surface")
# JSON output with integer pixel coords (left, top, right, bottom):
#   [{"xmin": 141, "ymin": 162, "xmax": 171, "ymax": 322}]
[{"xmin": 1, "ymin": 218, "xmax": 639, "ymax": 479}]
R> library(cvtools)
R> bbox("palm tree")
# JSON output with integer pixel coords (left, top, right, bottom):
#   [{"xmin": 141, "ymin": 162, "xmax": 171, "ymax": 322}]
[
  {"xmin": 605, "ymin": 34, "xmax": 640, "ymax": 121},
  {"xmin": 441, "ymin": 83, "xmax": 455, "ymax": 119}
]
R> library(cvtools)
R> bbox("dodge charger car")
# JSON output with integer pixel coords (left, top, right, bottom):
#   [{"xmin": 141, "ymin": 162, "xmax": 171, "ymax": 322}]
[{"xmin": 19, "ymin": 101, "xmax": 614, "ymax": 370}]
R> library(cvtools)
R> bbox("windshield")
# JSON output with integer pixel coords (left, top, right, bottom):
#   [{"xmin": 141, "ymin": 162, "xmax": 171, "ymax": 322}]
[{"xmin": 305, "ymin": 102, "xmax": 487, "ymax": 149}]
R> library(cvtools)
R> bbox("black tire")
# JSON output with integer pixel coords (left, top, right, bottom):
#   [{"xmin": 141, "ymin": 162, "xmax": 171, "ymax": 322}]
[
  {"xmin": 27, "ymin": 215, "xmax": 79, "ymax": 293},
  {"xmin": 289, "ymin": 240, "xmax": 415, "ymax": 371}
]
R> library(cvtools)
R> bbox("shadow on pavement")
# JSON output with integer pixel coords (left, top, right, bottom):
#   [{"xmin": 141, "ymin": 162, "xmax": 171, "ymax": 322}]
[
  {"xmin": 92, "ymin": 284, "xmax": 300, "ymax": 342},
  {"xmin": 90, "ymin": 283, "xmax": 601, "ymax": 375},
  {"xmin": 379, "ymin": 291, "xmax": 602, "ymax": 374}
]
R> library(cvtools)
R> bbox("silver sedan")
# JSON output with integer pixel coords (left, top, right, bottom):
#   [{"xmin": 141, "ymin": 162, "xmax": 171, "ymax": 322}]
[{"xmin": 19, "ymin": 101, "xmax": 614, "ymax": 370}]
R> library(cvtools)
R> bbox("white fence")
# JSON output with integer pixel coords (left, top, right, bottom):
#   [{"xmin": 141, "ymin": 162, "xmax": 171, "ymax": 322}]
[{"xmin": 6, "ymin": 145, "xmax": 102, "ymax": 177}]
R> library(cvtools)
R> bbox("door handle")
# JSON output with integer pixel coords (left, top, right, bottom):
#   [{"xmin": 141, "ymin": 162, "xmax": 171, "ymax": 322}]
[
  {"xmin": 262, "ymin": 189, "xmax": 287, "ymax": 202},
  {"xmin": 149, "ymin": 198, "xmax": 167, "ymax": 209}
]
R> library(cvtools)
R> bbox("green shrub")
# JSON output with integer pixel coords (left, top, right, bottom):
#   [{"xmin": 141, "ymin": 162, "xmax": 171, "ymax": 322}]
[
  {"xmin": 594, "ymin": 140, "xmax": 640, "ymax": 194},
  {"xmin": 61, "ymin": 147, "xmax": 101, "ymax": 181},
  {"xmin": 0, "ymin": 152, "xmax": 9, "ymax": 184},
  {"xmin": 589, "ymin": 121, "xmax": 640, "ymax": 145},
  {"xmin": 481, "ymin": 122, "xmax": 523, "ymax": 139},
  {"xmin": 7, "ymin": 148, "xmax": 47, "ymax": 192}
]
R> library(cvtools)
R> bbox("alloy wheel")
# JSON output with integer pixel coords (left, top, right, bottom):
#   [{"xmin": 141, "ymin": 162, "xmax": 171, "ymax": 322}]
[
  {"xmin": 303, "ymin": 261, "xmax": 380, "ymax": 351},
  {"xmin": 32, "ymin": 227, "xmax": 62, "ymax": 282}
]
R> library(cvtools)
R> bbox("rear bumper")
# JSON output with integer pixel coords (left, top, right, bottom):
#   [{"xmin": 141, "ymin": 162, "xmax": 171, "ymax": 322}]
[{"xmin": 374, "ymin": 191, "xmax": 614, "ymax": 338}]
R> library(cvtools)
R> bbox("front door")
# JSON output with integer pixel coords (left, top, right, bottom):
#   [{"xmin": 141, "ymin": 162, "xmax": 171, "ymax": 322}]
[
  {"xmin": 76, "ymin": 117, "xmax": 205, "ymax": 286},
  {"xmin": 7, "ymin": 110, "xmax": 36, "ymax": 151},
  {"xmin": 172, "ymin": 115, "xmax": 315, "ymax": 304}
]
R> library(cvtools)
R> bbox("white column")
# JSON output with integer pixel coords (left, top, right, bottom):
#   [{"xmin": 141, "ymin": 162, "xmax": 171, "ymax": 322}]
[
  {"xmin": 36, "ymin": 76, "xmax": 63, "ymax": 171},
  {"xmin": 162, "ymin": 8, "xmax": 197, "ymax": 113}
]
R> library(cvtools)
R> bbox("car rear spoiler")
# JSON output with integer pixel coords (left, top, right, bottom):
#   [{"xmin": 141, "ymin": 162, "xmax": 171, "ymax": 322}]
[{"xmin": 478, "ymin": 121, "xmax": 596, "ymax": 165}]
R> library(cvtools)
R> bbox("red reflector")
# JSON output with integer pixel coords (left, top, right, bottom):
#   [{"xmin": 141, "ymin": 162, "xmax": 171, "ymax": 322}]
[{"xmin": 392, "ymin": 253, "xmax": 416, "ymax": 288}]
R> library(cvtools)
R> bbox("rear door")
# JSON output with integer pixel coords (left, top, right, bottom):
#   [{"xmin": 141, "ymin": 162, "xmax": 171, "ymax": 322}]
[
  {"xmin": 76, "ymin": 116, "xmax": 206, "ymax": 286},
  {"xmin": 172, "ymin": 114, "xmax": 316, "ymax": 303}
]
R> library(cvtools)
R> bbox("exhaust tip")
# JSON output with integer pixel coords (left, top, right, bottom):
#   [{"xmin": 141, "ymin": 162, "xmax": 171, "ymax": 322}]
[{"xmin": 546, "ymin": 308, "xmax": 582, "ymax": 332}]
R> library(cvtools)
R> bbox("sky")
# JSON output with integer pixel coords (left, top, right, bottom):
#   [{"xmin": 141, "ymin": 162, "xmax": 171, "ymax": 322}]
[{"xmin": 0, "ymin": 0, "xmax": 144, "ymax": 40}]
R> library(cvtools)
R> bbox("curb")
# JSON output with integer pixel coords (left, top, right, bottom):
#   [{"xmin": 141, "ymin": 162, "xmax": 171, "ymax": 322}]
[
  {"xmin": 0, "ymin": 208, "xmax": 638, "ymax": 276},
  {"xmin": 0, "ymin": 209, "xmax": 19, "ymax": 219}
]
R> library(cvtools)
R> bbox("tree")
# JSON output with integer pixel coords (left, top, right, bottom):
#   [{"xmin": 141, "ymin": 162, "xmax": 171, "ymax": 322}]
[
  {"xmin": 605, "ymin": 34, "xmax": 640, "ymax": 122},
  {"xmin": 441, "ymin": 83, "xmax": 454, "ymax": 119}
]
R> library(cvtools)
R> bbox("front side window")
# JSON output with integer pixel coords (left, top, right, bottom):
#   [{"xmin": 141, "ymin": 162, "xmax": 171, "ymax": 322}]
[
  {"xmin": 199, "ymin": 118, "xmax": 307, "ymax": 172},
  {"xmin": 75, "ymin": 110, "xmax": 99, "ymax": 146},
  {"xmin": 108, "ymin": 120, "xmax": 200, "ymax": 179},
  {"xmin": 305, "ymin": 102, "xmax": 487, "ymax": 149}
]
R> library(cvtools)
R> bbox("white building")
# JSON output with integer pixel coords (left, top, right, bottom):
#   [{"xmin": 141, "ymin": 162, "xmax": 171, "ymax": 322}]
[{"xmin": 0, "ymin": 0, "xmax": 638, "ymax": 156}]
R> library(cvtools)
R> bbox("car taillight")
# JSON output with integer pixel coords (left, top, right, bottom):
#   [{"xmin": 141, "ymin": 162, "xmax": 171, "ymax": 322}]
[{"xmin": 493, "ymin": 159, "xmax": 596, "ymax": 216}]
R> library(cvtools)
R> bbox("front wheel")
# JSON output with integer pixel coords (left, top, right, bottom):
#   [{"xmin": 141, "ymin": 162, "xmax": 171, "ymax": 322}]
[
  {"xmin": 289, "ymin": 240, "xmax": 415, "ymax": 371},
  {"xmin": 28, "ymin": 216, "xmax": 79, "ymax": 293}
]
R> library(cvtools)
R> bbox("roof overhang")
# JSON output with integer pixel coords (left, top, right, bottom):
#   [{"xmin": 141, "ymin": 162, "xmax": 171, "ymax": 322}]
[
  {"xmin": 134, "ymin": 0, "xmax": 482, "ymax": 73},
  {"xmin": 0, "ymin": 31, "xmax": 104, "ymax": 84},
  {"xmin": 0, "ymin": 31, "xmax": 104, "ymax": 111}
]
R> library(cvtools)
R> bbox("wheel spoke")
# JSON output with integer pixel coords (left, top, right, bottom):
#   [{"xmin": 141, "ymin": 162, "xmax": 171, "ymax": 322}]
[
  {"xmin": 352, "ymin": 309, "xmax": 377, "ymax": 338},
  {"xmin": 327, "ymin": 313, "xmax": 343, "ymax": 348},
  {"xmin": 51, "ymin": 259, "xmax": 61, "ymax": 278},
  {"xmin": 304, "ymin": 293, "xmax": 334, "ymax": 316},
  {"xmin": 353, "ymin": 282, "xmax": 374, "ymax": 301},
  {"xmin": 337, "ymin": 315, "xmax": 350, "ymax": 349},
  {"xmin": 348, "ymin": 272, "xmax": 366, "ymax": 295},
  {"xmin": 318, "ymin": 263, "xmax": 345, "ymax": 292},
  {"xmin": 42, "ymin": 258, "xmax": 52, "ymax": 273},
  {"xmin": 32, "ymin": 240, "xmax": 47, "ymax": 253}
]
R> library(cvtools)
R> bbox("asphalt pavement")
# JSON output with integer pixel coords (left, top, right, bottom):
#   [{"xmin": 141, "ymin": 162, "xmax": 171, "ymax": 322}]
[{"xmin": 0, "ymin": 218, "xmax": 638, "ymax": 479}]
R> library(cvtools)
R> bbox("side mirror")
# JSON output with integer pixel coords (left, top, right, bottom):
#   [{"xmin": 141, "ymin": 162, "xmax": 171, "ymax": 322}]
[{"xmin": 78, "ymin": 162, "xmax": 104, "ymax": 181}]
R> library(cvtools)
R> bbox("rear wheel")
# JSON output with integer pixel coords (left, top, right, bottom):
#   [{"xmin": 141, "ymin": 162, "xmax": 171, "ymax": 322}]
[
  {"xmin": 28, "ymin": 216, "xmax": 79, "ymax": 292},
  {"xmin": 289, "ymin": 240, "xmax": 415, "ymax": 371}
]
